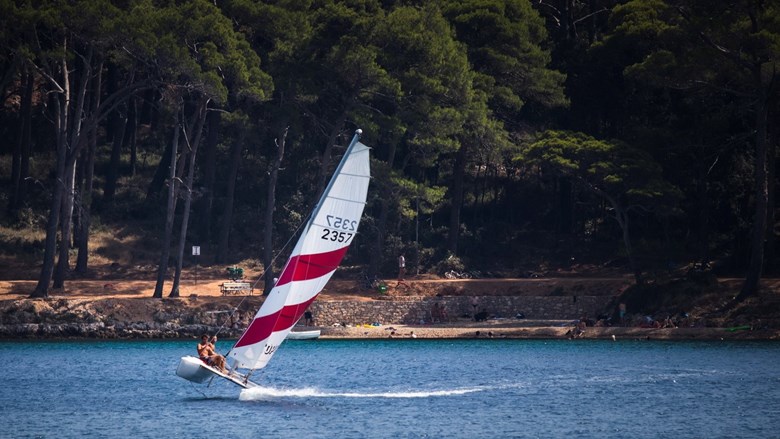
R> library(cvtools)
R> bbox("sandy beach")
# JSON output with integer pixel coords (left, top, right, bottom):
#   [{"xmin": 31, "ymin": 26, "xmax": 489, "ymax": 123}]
[{"xmin": 317, "ymin": 319, "xmax": 779, "ymax": 340}]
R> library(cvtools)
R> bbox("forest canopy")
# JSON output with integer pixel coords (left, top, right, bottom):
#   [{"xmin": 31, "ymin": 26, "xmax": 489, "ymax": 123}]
[{"xmin": 0, "ymin": 0, "xmax": 778, "ymax": 300}]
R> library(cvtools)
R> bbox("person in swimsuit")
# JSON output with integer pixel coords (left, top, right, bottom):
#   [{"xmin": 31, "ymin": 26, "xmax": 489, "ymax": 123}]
[{"xmin": 197, "ymin": 334, "xmax": 227, "ymax": 373}]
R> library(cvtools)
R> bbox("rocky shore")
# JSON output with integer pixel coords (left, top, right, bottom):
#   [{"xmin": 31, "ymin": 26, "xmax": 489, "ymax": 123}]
[{"xmin": 1, "ymin": 295, "xmax": 777, "ymax": 341}]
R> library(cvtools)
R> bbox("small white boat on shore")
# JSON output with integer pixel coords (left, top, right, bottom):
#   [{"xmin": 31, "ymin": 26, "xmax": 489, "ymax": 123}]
[{"xmin": 286, "ymin": 329, "xmax": 321, "ymax": 340}]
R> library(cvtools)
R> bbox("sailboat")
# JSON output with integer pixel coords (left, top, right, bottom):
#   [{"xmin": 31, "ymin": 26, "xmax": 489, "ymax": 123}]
[{"xmin": 176, "ymin": 129, "xmax": 371, "ymax": 389}]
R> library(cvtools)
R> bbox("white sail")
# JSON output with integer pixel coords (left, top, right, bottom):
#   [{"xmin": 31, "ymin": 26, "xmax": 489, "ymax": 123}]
[{"xmin": 228, "ymin": 131, "xmax": 370, "ymax": 370}]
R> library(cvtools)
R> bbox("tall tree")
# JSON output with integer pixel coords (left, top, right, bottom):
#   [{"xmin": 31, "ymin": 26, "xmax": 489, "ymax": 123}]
[
  {"xmin": 602, "ymin": 0, "xmax": 780, "ymax": 298},
  {"xmin": 20, "ymin": 1, "xmax": 154, "ymax": 297},
  {"xmin": 141, "ymin": 0, "xmax": 272, "ymax": 297},
  {"xmin": 441, "ymin": 0, "xmax": 567, "ymax": 254},
  {"xmin": 263, "ymin": 127, "xmax": 288, "ymax": 294},
  {"xmin": 169, "ymin": 98, "xmax": 209, "ymax": 298},
  {"xmin": 522, "ymin": 130, "xmax": 681, "ymax": 283},
  {"xmin": 75, "ymin": 56, "xmax": 103, "ymax": 274},
  {"xmin": 368, "ymin": 3, "xmax": 473, "ymax": 266},
  {"xmin": 153, "ymin": 107, "xmax": 182, "ymax": 298},
  {"xmin": 215, "ymin": 114, "xmax": 248, "ymax": 264}
]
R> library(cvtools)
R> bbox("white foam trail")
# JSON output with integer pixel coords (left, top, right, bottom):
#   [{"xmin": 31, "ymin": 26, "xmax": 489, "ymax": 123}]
[{"xmin": 239, "ymin": 385, "xmax": 489, "ymax": 401}]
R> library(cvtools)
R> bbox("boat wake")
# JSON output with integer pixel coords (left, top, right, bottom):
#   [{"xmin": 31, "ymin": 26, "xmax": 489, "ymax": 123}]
[{"xmin": 239, "ymin": 385, "xmax": 490, "ymax": 401}]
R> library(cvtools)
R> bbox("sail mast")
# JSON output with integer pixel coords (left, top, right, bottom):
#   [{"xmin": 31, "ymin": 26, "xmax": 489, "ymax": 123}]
[{"xmin": 227, "ymin": 128, "xmax": 371, "ymax": 371}]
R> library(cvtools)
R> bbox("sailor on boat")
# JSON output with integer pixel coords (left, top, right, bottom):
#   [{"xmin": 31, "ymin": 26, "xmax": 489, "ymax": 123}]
[
  {"xmin": 197, "ymin": 334, "xmax": 227, "ymax": 373},
  {"xmin": 176, "ymin": 129, "xmax": 370, "ymax": 390}
]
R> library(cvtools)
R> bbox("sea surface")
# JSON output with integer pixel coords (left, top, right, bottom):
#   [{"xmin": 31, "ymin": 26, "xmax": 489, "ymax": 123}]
[{"xmin": 1, "ymin": 338, "xmax": 779, "ymax": 438}]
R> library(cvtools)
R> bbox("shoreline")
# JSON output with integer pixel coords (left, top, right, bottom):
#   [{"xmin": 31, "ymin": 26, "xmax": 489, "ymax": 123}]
[
  {"xmin": 318, "ymin": 324, "xmax": 780, "ymax": 341},
  {"xmin": 320, "ymin": 325, "xmax": 780, "ymax": 341},
  {"xmin": 2, "ymin": 321, "xmax": 776, "ymax": 341},
  {"xmin": 2, "ymin": 276, "xmax": 778, "ymax": 341}
]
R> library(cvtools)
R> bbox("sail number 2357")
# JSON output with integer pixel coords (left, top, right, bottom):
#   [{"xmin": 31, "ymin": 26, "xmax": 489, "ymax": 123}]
[{"xmin": 321, "ymin": 215, "xmax": 356, "ymax": 243}]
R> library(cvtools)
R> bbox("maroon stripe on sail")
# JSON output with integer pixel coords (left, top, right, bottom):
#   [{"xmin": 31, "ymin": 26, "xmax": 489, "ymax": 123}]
[
  {"xmin": 234, "ymin": 295, "xmax": 319, "ymax": 348},
  {"xmin": 276, "ymin": 246, "xmax": 349, "ymax": 286}
]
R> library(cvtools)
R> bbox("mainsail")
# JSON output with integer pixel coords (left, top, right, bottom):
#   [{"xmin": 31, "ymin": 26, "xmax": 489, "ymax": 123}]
[{"xmin": 228, "ymin": 130, "xmax": 370, "ymax": 371}]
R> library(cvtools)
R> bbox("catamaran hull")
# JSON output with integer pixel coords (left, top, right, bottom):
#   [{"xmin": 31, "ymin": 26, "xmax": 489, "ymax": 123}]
[
  {"xmin": 176, "ymin": 356, "xmax": 215, "ymax": 384},
  {"xmin": 286, "ymin": 330, "xmax": 321, "ymax": 340},
  {"xmin": 175, "ymin": 356, "xmax": 257, "ymax": 389}
]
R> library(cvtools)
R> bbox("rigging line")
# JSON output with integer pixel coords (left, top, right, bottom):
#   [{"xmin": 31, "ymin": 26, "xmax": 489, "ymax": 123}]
[
  {"xmin": 213, "ymin": 209, "xmax": 310, "ymax": 347},
  {"xmin": 190, "ymin": 381, "xmax": 211, "ymax": 399}
]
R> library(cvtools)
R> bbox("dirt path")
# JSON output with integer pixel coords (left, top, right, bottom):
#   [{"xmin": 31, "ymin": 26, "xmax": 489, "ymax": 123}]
[{"xmin": 0, "ymin": 273, "xmax": 635, "ymax": 302}]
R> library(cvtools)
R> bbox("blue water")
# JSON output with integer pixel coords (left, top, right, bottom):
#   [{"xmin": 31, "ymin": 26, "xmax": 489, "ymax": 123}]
[{"xmin": 2, "ymin": 339, "xmax": 779, "ymax": 438}]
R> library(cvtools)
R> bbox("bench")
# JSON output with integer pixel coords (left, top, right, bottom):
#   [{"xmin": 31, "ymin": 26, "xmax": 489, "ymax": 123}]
[{"xmin": 220, "ymin": 281, "xmax": 253, "ymax": 296}]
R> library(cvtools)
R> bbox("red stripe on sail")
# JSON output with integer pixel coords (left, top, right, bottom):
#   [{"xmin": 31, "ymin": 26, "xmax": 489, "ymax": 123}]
[
  {"xmin": 276, "ymin": 246, "xmax": 349, "ymax": 286},
  {"xmin": 234, "ymin": 295, "xmax": 319, "ymax": 348}
]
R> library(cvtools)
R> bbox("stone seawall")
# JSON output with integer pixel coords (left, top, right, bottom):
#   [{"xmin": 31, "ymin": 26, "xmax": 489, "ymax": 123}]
[
  {"xmin": 311, "ymin": 295, "xmax": 614, "ymax": 326},
  {"xmin": 0, "ymin": 295, "xmax": 615, "ymax": 339}
]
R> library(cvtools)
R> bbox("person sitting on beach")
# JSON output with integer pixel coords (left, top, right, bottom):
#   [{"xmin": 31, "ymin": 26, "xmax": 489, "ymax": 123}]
[
  {"xmin": 439, "ymin": 305, "xmax": 449, "ymax": 322},
  {"xmin": 474, "ymin": 309, "xmax": 489, "ymax": 322},
  {"xmin": 197, "ymin": 334, "xmax": 227, "ymax": 373},
  {"xmin": 571, "ymin": 319, "xmax": 586, "ymax": 338}
]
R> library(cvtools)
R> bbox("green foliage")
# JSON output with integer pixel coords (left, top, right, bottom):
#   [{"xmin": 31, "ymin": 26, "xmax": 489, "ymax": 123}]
[
  {"xmin": 521, "ymin": 130, "xmax": 682, "ymax": 211},
  {"xmin": 432, "ymin": 253, "xmax": 465, "ymax": 274},
  {"xmin": 4, "ymin": 0, "xmax": 777, "ymax": 289},
  {"xmin": 442, "ymin": 0, "xmax": 568, "ymax": 114},
  {"xmin": 393, "ymin": 176, "xmax": 447, "ymax": 220}
]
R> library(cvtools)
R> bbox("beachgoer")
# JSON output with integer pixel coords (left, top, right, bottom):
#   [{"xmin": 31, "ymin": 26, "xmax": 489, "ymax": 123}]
[
  {"xmin": 569, "ymin": 318, "xmax": 586, "ymax": 338},
  {"xmin": 431, "ymin": 302, "xmax": 440, "ymax": 323},
  {"xmin": 197, "ymin": 334, "xmax": 227, "ymax": 373},
  {"xmin": 618, "ymin": 303, "xmax": 626, "ymax": 326},
  {"xmin": 304, "ymin": 310, "xmax": 314, "ymax": 326},
  {"xmin": 471, "ymin": 296, "xmax": 479, "ymax": 320},
  {"xmin": 397, "ymin": 254, "xmax": 408, "ymax": 287},
  {"xmin": 439, "ymin": 304, "xmax": 448, "ymax": 322}
]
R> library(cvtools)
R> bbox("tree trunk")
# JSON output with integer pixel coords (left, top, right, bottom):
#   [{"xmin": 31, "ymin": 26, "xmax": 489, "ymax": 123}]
[
  {"xmin": 558, "ymin": 177, "xmax": 573, "ymax": 234},
  {"xmin": 199, "ymin": 111, "xmax": 220, "ymax": 241},
  {"xmin": 170, "ymin": 100, "xmax": 208, "ymax": 298},
  {"xmin": 695, "ymin": 165, "xmax": 711, "ymax": 266},
  {"xmin": 616, "ymin": 207, "xmax": 642, "ymax": 284},
  {"xmin": 447, "ymin": 143, "xmax": 468, "ymax": 254},
  {"xmin": 103, "ymin": 103, "xmax": 127, "ymax": 204},
  {"xmin": 216, "ymin": 133, "xmax": 244, "ymax": 264},
  {"xmin": 9, "ymin": 67, "xmax": 33, "ymax": 215},
  {"xmin": 53, "ymin": 157, "xmax": 78, "ymax": 288},
  {"xmin": 146, "ymin": 135, "xmax": 174, "ymax": 201},
  {"xmin": 369, "ymin": 139, "xmax": 398, "ymax": 277},
  {"xmin": 127, "ymin": 97, "xmax": 138, "ymax": 176},
  {"xmin": 52, "ymin": 48, "xmax": 92, "ymax": 289},
  {"xmin": 316, "ymin": 112, "xmax": 347, "ymax": 197},
  {"xmin": 75, "ymin": 59, "xmax": 103, "ymax": 274},
  {"xmin": 764, "ymin": 97, "xmax": 778, "ymax": 272},
  {"xmin": 738, "ymin": 83, "xmax": 770, "ymax": 301},
  {"xmin": 32, "ymin": 47, "xmax": 71, "ymax": 298},
  {"xmin": 153, "ymin": 112, "xmax": 181, "ymax": 298},
  {"xmin": 263, "ymin": 127, "xmax": 288, "ymax": 294},
  {"xmin": 33, "ymin": 170, "xmax": 64, "ymax": 297}
]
